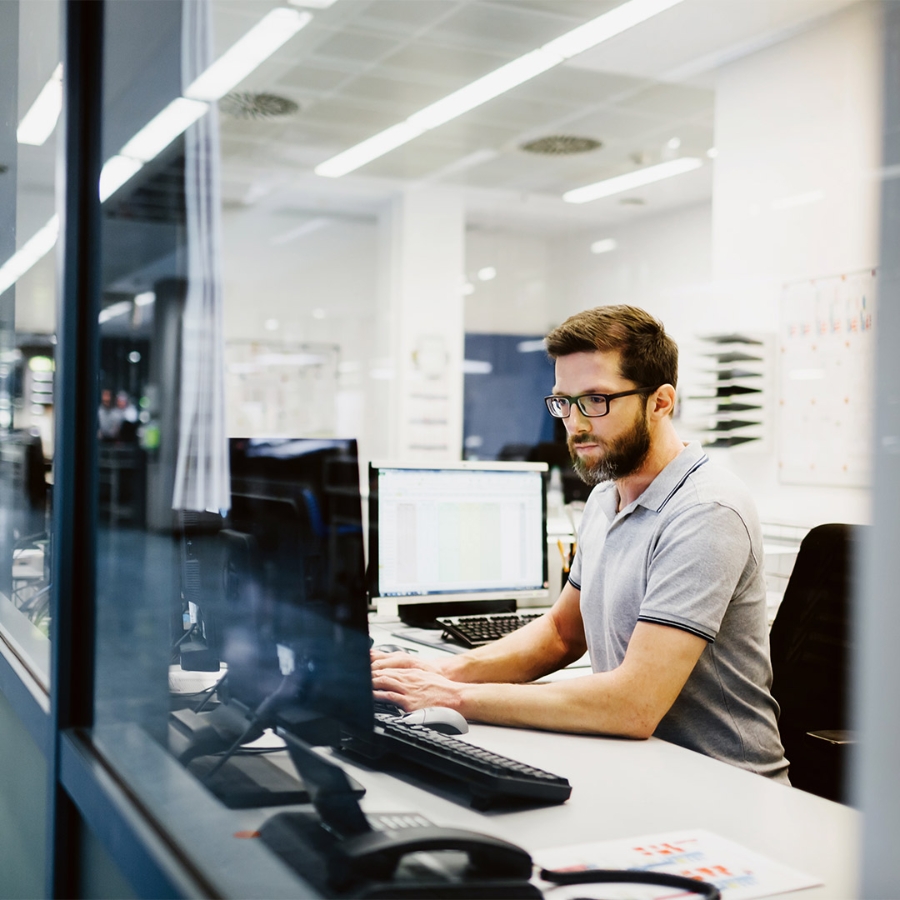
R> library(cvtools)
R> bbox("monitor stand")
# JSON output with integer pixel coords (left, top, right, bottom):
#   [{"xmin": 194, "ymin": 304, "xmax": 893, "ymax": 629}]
[
  {"xmin": 398, "ymin": 598, "xmax": 516, "ymax": 628},
  {"xmin": 169, "ymin": 706, "xmax": 364, "ymax": 809}
]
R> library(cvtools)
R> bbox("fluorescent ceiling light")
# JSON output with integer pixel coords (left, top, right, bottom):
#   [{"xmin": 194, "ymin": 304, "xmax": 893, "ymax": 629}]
[
  {"xmin": 563, "ymin": 157, "xmax": 702, "ymax": 204},
  {"xmin": 591, "ymin": 238, "xmax": 618, "ymax": 254},
  {"xmin": 477, "ymin": 266, "xmax": 497, "ymax": 282},
  {"xmin": 517, "ymin": 340, "xmax": 546, "ymax": 353},
  {"xmin": 120, "ymin": 97, "xmax": 209, "ymax": 163},
  {"xmin": 99, "ymin": 300, "xmax": 133, "ymax": 324},
  {"xmin": 316, "ymin": 121, "xmax": 424, "ymax": 178},
  {"xmin": 134, "ymin": 291, "xmax": 156, "ymax": 307},
  {"xmin": 0, "ymin": 216, "xmax": 60, "ymax": 298},
  {"xmin": 99, "ymin": 155, "xmax": 144, "ymax": 202},
  {"xmin": 315, "ymin": 0, "xmax": 685, "ymax": 178},
  {"xmin": 184, "ymin": 8, "xmax": 312, "ymax": 102},
  {"xmin": 288, "ymin": 0, "xmax": 337, "ymax": 7},
  {"xmin": 407, "ymin": 49, "xmax": 560, "ymax": 132},
  {"xmin": 542, "ymin": 0, "xmax": 684, "ymax": 59},
  {"xmin": 17, "ymin": 63, "xmax": 63, "ymax": 146}
]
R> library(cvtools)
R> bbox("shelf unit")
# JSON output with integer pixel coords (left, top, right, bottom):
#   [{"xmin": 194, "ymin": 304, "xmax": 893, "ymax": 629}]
[{"xmin": 681, "ymin": 333, "xmax": 769, "ymax": 450}]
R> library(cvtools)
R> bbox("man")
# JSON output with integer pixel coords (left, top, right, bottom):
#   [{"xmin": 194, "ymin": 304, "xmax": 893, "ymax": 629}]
[{"xmin": 372, "ymin": 305, "xmax": 788, "ymax": 782}]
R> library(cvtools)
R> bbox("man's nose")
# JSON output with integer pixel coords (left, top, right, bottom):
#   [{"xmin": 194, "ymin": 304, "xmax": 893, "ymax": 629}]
[{"xmin": 565, "ymin": 405, "xmax": 592, "ymax": 434}]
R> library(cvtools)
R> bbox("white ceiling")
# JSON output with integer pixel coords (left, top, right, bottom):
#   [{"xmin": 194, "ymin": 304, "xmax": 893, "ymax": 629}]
[{"xmin": 212, "ymin": 0, "xmax": 858, "ymax": 235}]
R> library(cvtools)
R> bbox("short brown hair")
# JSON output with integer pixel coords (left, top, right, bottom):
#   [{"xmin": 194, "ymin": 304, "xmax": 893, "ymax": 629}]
[{"xmin": 545, "ymin": 304, "xmax": 678, "ymax": 390}]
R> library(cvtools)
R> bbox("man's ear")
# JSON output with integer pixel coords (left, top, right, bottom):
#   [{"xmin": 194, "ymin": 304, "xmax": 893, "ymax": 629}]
[{"xmin": 651, "ymin": 384, "xmax": 676, "ymax": 418}]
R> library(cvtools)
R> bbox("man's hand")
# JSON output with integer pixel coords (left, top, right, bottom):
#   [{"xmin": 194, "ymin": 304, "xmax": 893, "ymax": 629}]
[{"xmin": 371, "ymin": 654, "xmax": 465, "ymax": 712}]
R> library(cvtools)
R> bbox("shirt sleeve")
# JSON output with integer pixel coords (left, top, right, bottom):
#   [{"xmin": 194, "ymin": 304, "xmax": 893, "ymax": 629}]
[
  {"xmin": 568, "ymin": 540, "xmax": 582, "ymax": 590},
  {"xmin": 637, "ymin": 502, "xmax": 756, "ymax": 642}
]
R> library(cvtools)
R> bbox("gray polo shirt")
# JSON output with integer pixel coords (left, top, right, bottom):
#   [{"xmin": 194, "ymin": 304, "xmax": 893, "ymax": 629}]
[{"xmin": 569, "ymin": 442, "xmax": 789, "ymax": 782}]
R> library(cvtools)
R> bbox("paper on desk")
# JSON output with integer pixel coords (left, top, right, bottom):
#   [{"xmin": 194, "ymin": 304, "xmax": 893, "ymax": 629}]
[{"xmin": 535, "ymin": 829, "xmax": 822, "ymax": 900}]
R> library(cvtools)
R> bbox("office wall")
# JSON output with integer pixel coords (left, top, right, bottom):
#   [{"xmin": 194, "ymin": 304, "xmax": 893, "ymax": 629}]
[
  {"xmin": 547, "ymin": 203, "xmax": 713, "ymax": 348},
  {"xmin": 464, "ymin": 229, "xmax": 553, "ymax": 335},
  {"xmin": 707, "ymin": 1, "xmax": 881, "ymax": 527}
]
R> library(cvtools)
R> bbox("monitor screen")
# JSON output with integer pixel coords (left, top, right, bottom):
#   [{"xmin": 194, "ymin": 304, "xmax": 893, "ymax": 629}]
[
  {"xmin": 197, "ymin": 438, "xmax": 373, "ymax": 742},
  {"xmin": 368, "ymin": 461, "xmax": 549, "ymax": 622}
]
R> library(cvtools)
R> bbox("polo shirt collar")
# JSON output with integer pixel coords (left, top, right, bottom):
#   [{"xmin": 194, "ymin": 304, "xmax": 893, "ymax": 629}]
[{"xmin": 601, "ymin": 441, "xmax": 708, "ymax": 519}]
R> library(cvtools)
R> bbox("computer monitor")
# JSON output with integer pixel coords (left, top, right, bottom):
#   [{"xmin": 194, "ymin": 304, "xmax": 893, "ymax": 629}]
[
  {"xmin": 181, "ymin": 438, "xmax": 374, "ymax": 744},
  {"xmin": 367, "ymin": 461, "xmax": 549, "ymax": 624}
]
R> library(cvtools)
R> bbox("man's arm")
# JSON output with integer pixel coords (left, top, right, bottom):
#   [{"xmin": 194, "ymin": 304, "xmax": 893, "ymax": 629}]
[
  {"xmin": 372, "ymin": 620, "xmax": 707, "ymax": 739},
  {"xmin": 371, "ymin": 581, "xmax": 587, "ymax": 685}
]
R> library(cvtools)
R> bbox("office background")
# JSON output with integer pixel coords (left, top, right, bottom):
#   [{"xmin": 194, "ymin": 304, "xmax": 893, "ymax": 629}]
[{"xmin": 1, "ymin": 0, "xmax": 899, "ymax": 896}]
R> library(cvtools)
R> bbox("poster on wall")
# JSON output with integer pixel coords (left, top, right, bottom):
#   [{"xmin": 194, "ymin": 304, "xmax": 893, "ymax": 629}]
[{"xmin": 777, "ymin": 269, "xmax": 875, "ymax": 487}]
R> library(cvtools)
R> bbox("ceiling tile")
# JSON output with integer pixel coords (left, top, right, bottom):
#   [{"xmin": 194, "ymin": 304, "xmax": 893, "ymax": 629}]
[
  {"xmin": 355, "ymin": 0, "xmax": 462, "ymax": 34},
  {"xmin": 427, "ymin": 2, "xmax": 579, "ymax": 54},
  {"xmin": 277, "ymin": 64, "xmax": 353, "ymax": 93},
  {"xmin": 490, "ymin": 0, "xmax": 620, "ymax": 20},
  {"xmin": 338, "ymin": 73, "xmax": 454, "ymax": 112},
  {"xmin": 310, "ymin": 29, "xmax": 405, "ymax": 67},
  {"xmin": 378, "ymin": 40, "xmax": 511, "ymax": 84},
  {"xmin": 624, "ymin": 82, "xmax": 714, "ymax": 120}
]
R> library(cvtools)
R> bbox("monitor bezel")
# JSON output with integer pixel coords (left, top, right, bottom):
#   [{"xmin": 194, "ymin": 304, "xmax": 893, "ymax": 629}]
[{"xmin": 366, "ymin": 459, "xmax": 550, "ymax": 609}]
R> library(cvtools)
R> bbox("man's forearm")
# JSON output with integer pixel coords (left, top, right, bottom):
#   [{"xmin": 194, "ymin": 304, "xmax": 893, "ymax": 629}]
[
  {"xmin": 452, "ymin": 671, "xmax": 652, "ymax": 738},
  {"xmin": 437, "ymin": 612, "xmax": 582, "ymax": 684}
]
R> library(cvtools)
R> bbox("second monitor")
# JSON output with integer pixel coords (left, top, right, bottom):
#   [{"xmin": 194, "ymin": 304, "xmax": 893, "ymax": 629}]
[{"xmin": 368, "ymin": 461, "xmax": 549, "ymax": 625}]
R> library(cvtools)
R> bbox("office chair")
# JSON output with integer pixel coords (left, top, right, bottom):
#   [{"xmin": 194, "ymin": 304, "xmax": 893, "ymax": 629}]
[{"xmin": 769, "ymin": 523, "xmax": 864, "ymax": 804}]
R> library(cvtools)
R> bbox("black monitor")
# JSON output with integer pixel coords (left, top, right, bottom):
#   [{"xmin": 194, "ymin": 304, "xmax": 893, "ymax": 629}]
[
  {"xmin": 218, "ymin": 437, "xmax": 373, "ymax": 741},
  {"xmin": 367, "ymin": 461, "xmax": 549, "ymax": 625},
  {"xmin": 172, "ymin": 437, "xmax": 374, "ymax": 800}
]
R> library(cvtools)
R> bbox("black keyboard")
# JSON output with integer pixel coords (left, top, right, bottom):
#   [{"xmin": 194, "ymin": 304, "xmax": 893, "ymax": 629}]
[
  {"xmin": 436, "ymin": 612, "xmax": 544, "ymax": 648},
  {"xmin": 341, "ymin": 714, "xmax": 571, "ymax": 809}
]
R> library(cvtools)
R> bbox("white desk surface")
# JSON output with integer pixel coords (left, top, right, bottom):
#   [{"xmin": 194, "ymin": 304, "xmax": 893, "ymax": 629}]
[{"xmin": 356, "ymin": 618, "xmax": 859, "ymax": 898}]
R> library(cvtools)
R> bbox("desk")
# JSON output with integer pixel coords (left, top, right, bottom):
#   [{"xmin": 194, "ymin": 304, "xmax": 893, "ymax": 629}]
[{"xmin": 299, "ymin": 619, "xmax": 858, "ymax": 897}]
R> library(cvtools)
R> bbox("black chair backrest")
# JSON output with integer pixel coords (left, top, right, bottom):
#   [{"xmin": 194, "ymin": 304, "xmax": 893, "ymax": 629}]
[{"xmin": 769, "ymin": 523, "xmax": 861, "ymax": 739}]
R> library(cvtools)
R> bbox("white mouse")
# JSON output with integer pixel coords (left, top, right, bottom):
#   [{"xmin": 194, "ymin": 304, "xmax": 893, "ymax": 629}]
[{"xmin": 399, "ymin": 706, "xmax": 469, "ymax": 735}]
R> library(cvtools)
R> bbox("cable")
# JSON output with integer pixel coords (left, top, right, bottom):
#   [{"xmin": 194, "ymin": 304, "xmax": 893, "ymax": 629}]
[
  {"xmin": 200, "ymin": 674, "xmax": 292, "ymax": 784},
  {"xmin": 194, "ymin": 671, "xmax": 227, "ymax": 713},
  {"xmin": 540, "ymin": 867, "xmax": 720, "ymax": 899}
]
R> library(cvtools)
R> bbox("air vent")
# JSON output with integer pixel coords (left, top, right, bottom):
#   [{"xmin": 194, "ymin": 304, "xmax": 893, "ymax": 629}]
[
  {"xmin": 520, "ymin": 135, "xmax": 601, "ymax": 155},
  {"xmin": 219, "ymin": 92, "xmax": 299, "ymax": 119}
]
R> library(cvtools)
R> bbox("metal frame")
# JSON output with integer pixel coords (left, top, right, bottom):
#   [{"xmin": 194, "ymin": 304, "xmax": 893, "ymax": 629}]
[{"xmin": 47, "ymin": 0, "xmax": 104, "ymax": 895}]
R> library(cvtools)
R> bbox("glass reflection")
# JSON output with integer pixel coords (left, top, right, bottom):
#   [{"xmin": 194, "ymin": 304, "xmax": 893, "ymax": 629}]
[{"xmin": 0, "ymin": 0, "xmax": 61, "ymax": 693}]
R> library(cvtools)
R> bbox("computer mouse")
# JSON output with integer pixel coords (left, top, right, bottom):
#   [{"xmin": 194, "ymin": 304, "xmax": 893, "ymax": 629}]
[{"xmin": 399, "ymin": 707, "xmax": 469, "ymax": 735}]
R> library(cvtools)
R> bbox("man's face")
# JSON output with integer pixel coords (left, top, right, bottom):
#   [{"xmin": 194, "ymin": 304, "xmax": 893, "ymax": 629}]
[{"xmin": 552, "ymin": 350, "xmax": 651, "ymax": 485}]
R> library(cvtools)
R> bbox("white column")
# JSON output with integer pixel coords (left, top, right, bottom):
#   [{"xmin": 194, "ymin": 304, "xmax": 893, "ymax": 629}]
[{"xmin": 384, "ymin": 187, "xmax": 465, "ymax": 462}]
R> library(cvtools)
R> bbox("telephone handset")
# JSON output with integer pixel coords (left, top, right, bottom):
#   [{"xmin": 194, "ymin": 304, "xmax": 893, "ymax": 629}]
[
  {"xmin": 260, "ymin": 729, "xmax": 541, "ymax": 897},
  {"xmin": 259, "ymin": 810, "xmax": 541, "ymax": 898},
  {"xmin": 334, "ymin": 823, "xmax": 533, "ymax": 883}
]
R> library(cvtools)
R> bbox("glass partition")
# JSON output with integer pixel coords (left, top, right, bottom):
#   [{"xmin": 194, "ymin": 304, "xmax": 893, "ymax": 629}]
[
  {"xmin": 0, "ymin": 0, "xmax": 61, "ymax": 696},
  {"xmin": 87, "ymin": 0, "xmax": 882, "ymax": 893}
]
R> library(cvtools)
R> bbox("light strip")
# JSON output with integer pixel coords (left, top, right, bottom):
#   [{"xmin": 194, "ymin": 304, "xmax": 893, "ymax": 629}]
[
  {"xmin": 98, "ymin": 300, "xmax": 133, "ymax": 324},
  {"xmin": 0, "ymin": 216, "xmax": 60, "ymax": 297},
  {"xmin": 17, "ymin": 63, "xmax": 63, "ymax": 146},
  {"xmin": 2, "ymin": 6, "xmax": 315, "ymax": 297},
  {"xmin": 563, "ymin": 157, "xmax": 703, "ymax": 204},
  {"xmin": 316, "ymin": 0, "xmax": 685, "ymax": 178},
  {"xmin": 184, "ymin": 7, "xmax": 312, "ymax": 102},
  {"xmin": 99, "ymin": 156, "xmax": 144, "ymax": 202},
  {"xmin": 120, "ymin": 97, "xmax": 210, "ymax": 163}
]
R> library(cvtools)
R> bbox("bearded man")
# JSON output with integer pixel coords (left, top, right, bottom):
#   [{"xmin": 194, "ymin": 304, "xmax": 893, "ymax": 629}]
[{"xmin": 372, "ymin": 305, "xmax": 789, "ymax": 782}]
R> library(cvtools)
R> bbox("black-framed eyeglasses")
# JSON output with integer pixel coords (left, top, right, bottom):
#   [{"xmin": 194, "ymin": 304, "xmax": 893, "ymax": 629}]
[{"xmin": 544, "ymin": 387, "xmax": 659, "ymax": 419}]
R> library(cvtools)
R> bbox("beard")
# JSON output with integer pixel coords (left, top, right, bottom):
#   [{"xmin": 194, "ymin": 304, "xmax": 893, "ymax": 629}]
[{"xmin": 568, "ymin": 405, "xmax": 651, "ymax": 485}]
